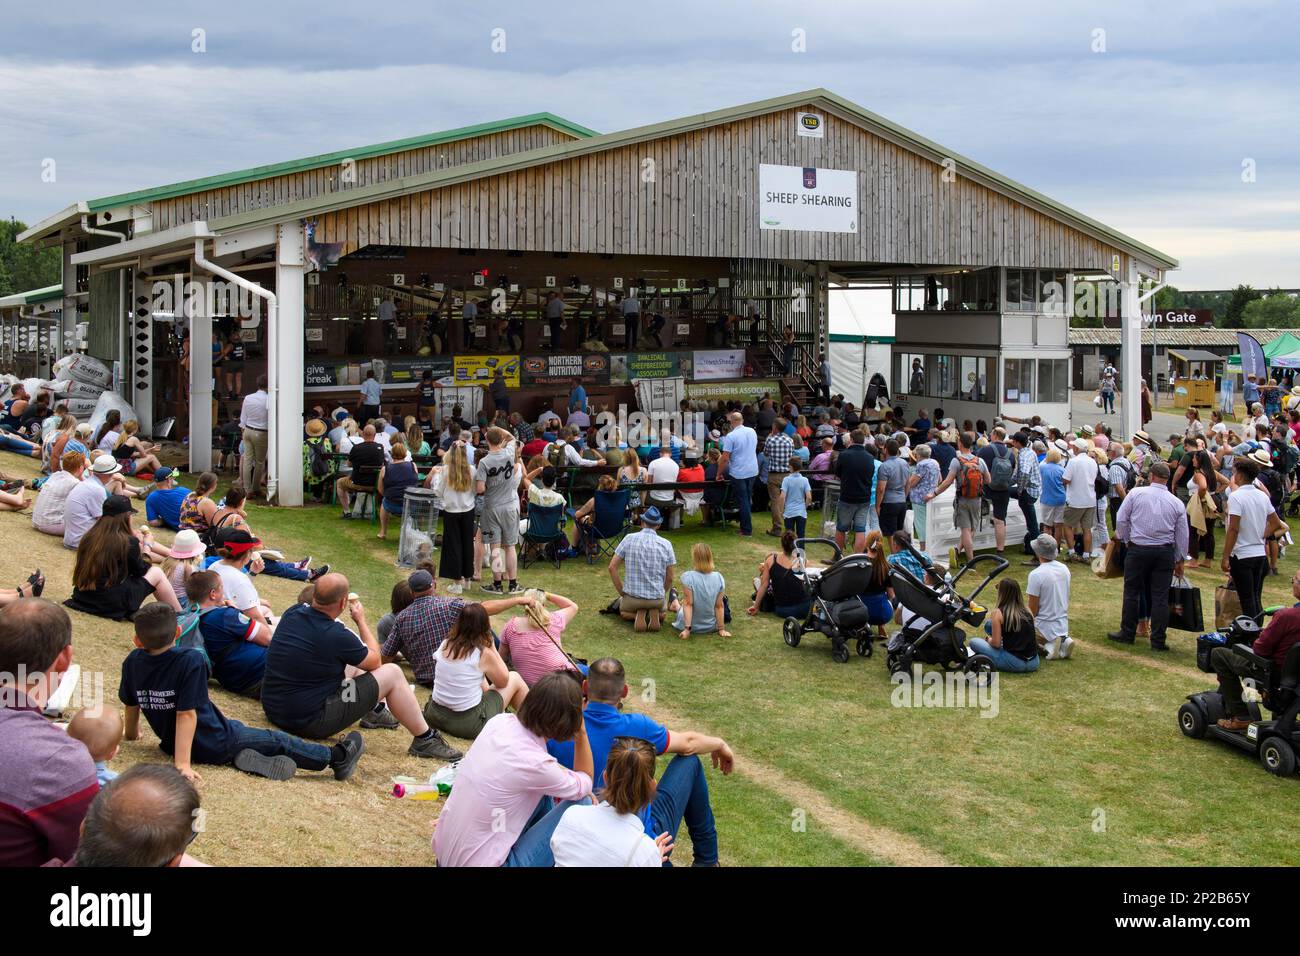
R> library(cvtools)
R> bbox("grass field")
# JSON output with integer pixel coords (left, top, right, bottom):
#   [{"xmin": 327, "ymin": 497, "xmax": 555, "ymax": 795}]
[{"xmin": 9, "ymin": 458, "xmax": 1300, "ymax": 867}]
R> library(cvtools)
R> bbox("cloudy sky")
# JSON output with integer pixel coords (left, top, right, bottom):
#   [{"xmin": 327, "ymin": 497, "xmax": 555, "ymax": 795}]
[{"xmin": 1, "ymin": 0, "xmax": 1295, "ymax": 289}]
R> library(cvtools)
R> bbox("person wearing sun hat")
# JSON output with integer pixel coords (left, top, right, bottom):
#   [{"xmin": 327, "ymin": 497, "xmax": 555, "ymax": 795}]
[
  {"xmin": 61, "ymin": 455, "xmax": 123, "ymax": 550},
  {"xmin": 302, "ymin": 418, "xmax": 334, "ymax": 503}
]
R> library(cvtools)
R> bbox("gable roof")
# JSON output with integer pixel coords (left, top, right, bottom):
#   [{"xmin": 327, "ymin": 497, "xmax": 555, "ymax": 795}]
[{"xmin": 210, "ymin": 88, "xmax": 1176, "ymax": 270}]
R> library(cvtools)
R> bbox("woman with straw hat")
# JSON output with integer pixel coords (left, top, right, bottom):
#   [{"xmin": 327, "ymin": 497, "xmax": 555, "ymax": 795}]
[{"xmin": 302, "ymin": 418, "xmax": 333, "ymax": 503}]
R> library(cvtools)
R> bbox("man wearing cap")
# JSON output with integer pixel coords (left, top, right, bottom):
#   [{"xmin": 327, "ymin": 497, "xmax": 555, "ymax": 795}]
[
  {"xmin": 1108, "ymin": 461, "xmax": 1188, "ymax": 651},
  {"xmin": 608, "ymin": 507, "xmax": 679, "ymax": 631},
  {"xmin": 1060, "ymin": 437, "xmax": 1100, "ymax": 560},
  {"xmin": 145, "ymin": 467, "xmax": 188, "ymax": 531},
  {"xmin": 62, "ymin": 455, "xmax": 123, "ymax": 550}
]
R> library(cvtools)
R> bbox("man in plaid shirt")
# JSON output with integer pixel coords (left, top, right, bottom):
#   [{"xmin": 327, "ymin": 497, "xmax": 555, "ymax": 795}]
[
  {"xmin": 763, "ymin": 419, "xmax": 795, "ymax": 537},
  {"xmin": 509, "ymin": 413, "xmax": 535, "ymax": 444},
  {"xmin": 608, "ymin": 507, "xmax": 679, "ymax": 631},
  {"xmin": 1010, "ymin": 430, "xmax": 1041, "ymax": 554}
]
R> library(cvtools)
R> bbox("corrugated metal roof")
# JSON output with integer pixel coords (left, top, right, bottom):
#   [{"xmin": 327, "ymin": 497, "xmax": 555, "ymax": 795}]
[
  {"xmin": 0, "ymin": 284, "xmax": 62, "ymax": 308},
  {"xmin": 1069, "ymin": 327, "xmax": 1293, "ymax": 347}
]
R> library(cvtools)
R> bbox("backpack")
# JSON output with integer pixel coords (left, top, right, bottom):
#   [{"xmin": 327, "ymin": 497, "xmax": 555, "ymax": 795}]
[
  {"xmin": 987, "ymin": 444, "xmax": 1014, "ymax": 492},
  {"xmin": 176, "ymin": 601, "xmax": 211, "ymax": 671},
  {"xmin": 956, "ymin": 454, "xmax": 984, "ymax": 499},
  {"xmin": 307, "ymin": 437, "xmax": 331, "ymax": 478},
  {"xmin": 1117, "ymin": 457, "xmax": 1137, "ymax": 491},
  {"xmin": 547, "ymin": 442, "xmax": 567, "ymax": 470},
  {"xmin": 1094, "ymin": 462, "xmax": 1111, "ymax": 498}
]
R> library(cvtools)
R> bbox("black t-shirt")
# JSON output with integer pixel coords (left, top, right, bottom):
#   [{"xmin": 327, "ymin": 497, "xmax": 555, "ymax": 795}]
[
  {"xmin": 348, "ymin": 441, "xmax": 385, "ymax": 487},
  {"xmin": 118, "ymin": 647, "xmax": 233, "ymax": 764},
  {"xmin": 835, "ymin": 444, "xmax": 877, "ymax": 503},
  {"xmin": 756, "ymin": 407, "xmax": 777, "ymax": 432},
  {"xmin": 417, "ymin": 382, "xmax": 436, "ymax": 406},
  {"xmin": 260, "ymin": 603, "xmax": 369, "ymax": 728},
  {"xmin": 999, "ymin": 614, "xmax": 1039, "ymax": 662}
]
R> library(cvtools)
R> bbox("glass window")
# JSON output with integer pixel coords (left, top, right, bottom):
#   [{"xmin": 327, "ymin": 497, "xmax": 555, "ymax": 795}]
[
  {"xmin": 1037, "ymin": 359, "xmax": 1069, "ymax": 403},
  {"xmin": 1003, "ymin": 358, "xmax": 1034, "ymax": 403},
  {"xmin": 926, "ymin": 354, "xmax": 959, "ymax": 398},
  {"xmin": 959, "ymin": 356, "xmax": 990, "ymax": 402},
  {"xmin": 896, "ymin": 352, "xmax": 927, "ymax": 395},
  {"xmin": 1039, "ymin": 271, "xmax": 1069, "ymax": 315}
]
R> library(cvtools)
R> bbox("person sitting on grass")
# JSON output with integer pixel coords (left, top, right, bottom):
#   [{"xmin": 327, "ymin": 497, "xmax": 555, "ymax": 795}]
[
  {"xmin": 70, "ymin": 765, "xmax": 209, "ymax": 867},
  {"xmin": 1027, "ymin": 533, "xmax": 1074, "ymax": 660},
  {"xmin": 206, "ymin": 488, "xmax": 329, "ymax": 583},
  {"xmin": 424, "ymin": 603, "xmax": 529, "ymax": 741},
  {"xmin": 550, "ymin": 736, "xmax": 675, "ymax": 867},
  {"xmin": 67, "ymin": 706, "xmax": 124, "ymax": 787},
  {"xmin": 606, "ymin": 506, "xmax": 680, "ymax": 632},
  {"xmin": 546, "ymin": 657, "xmax": 731, "ymax": 867},
  {"xmin": 747, "ymin": 530, "xmax": 809, "ymax": 620},
  {"xmin": 377, "ymin": 441, "xmax": 419, "ymax": 541},
  {"xmin": 498, "ymin": 589, "xmax": 585, "ymax": 686},
  {"xmin": 111, "ymin": 421, "xmax": 163, "ymax": 476},
  {"xmin": 32, "ymin": 450, "xmax": 85, "ymax": 537},
  {"xmin": 120, "ymin": 603, "xmax": 365, "ymax": 783},
  {"xmin": 860, "ymin": 530, "xmax": 895, "ymax": 640},
  {"xmin": 209, "ymin": 529, "xmax": 276, "ymax": 629},
  {"xmin": 432, "ymin": 671, "xmax": 595, "ymax": 867},
  {"xmin": 144, "ymin": 467, "xmax": 188, "ymax": 530},
  {"xmin": 886, "ymin": 529, "xmax": 931, "ymax": 583},
  {"xmin": 186, "ymin": 569, "xmax": 272, "ymax": 698},
  {"xmin": 65, "ymin": 496, "xmax": 182, "ymax": 622},
  {"xmin": 674, "ymin": 542, "xmax": 730, "ymax": 640},
  {"xmin": 376, "ymin": 579, "xmax": 414, "ymax": 645},
  {"xmin": 969, "ymin": 578, "xmax": 1041, "ymax": 673}
]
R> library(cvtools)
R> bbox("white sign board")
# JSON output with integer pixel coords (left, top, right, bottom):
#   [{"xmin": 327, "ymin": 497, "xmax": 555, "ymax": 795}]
[
  {"xmin": 692, "ymin": 349, "xmax": 747, "ymax": 380},
  {"xmin": 759, "ymin": 164, "xmax": 858, "ymax": 233},
  {"xmin": 635, "ymin": 377, "xmax": 685, "ymax": 417}
]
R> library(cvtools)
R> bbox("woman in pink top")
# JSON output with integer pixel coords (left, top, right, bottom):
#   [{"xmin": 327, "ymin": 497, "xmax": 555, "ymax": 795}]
[
  {"xmin": 432, "ymin": 672, "xmax": 594, "ymax": 867},
  {"xmin": 497, "ymin": 590, "xmax": 584, "ymax": 686}
]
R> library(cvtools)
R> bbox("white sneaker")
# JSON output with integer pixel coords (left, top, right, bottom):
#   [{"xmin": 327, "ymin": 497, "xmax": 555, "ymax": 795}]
[
  {"xmin": 446, "ymin": 582, "xmax": 463, "ymax": 595},
  {"xmin": 1058, "ymin": 637, "xmax": 1075, "ymax": 659},
  {"xmin": 1043, "ymin": 638, "xmax": 1060, "ymax": 659},
  {"xmin": 1089, "ymin": 550, "xmax": 1102, "ymax": 560}
]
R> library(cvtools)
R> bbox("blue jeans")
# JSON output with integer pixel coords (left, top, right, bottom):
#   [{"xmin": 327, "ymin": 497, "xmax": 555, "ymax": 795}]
[
  {"xmin": 969, "ymin": 637, "xmax": 1040, "ymax": 673},
  {"xmin": 774, "ymin": 600, "xmax": 811, "ymax": 620},
  {"xmin": 0, "ymin": 433, "xmax": 35, "ymax": 455},
  {"xmin": 226, "ymin": 718, "xmax": 331, "ymax": 770},
  {"xmin": 730, "ymin": 475, "xmax": 755, "ymax": 535},
  {"xmin": 648, "ymin": 754, "xmax": 719, "ymax": 866},
  {"xmin": 258, "ymin": 559, "xmax": 309, "ymax": 582},
  {"xmin": 503, "ymin": 796, "xmax": 591, "ymax": 867},
  {"xmin": 783, "ymin": 515, "xmax": 806, "ymax": 538},
  {"xmin": 1102, "ymin": 392, "xmax": 1115, "ymax": 414}
]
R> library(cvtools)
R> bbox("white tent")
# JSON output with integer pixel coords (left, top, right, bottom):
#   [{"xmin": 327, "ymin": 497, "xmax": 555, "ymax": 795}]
[{"xmin": 829, "ymin": 289, "xmax": 893, "ymax": 404}]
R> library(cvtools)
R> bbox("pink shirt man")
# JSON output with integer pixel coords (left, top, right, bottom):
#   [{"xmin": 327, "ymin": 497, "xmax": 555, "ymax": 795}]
[{"xmin": 432, "ymin": 713, "xmax": 592, "ymax": 867}]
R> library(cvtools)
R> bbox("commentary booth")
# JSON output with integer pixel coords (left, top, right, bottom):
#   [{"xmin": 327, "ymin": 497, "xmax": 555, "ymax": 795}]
[{"xmin": 17, "ymin": 89, "xmax": 1175, "ymax": 506}]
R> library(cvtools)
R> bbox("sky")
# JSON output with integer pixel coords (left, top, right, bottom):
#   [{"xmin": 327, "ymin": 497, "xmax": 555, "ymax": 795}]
[{"xmin": 1, "ymin": 0, "xmax": 1295, "ymax": 291}]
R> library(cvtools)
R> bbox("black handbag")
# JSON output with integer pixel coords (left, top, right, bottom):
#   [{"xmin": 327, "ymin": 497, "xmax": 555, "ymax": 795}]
[{"xmin": 1168, "ymin": 576, "xmax": 1204, "ymax": 632}]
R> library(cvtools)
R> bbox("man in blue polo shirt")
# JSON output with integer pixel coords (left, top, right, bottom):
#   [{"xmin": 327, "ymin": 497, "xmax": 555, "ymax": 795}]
[
  {"xmin": 187, "ymin": 569, "xmax": 271, "ymax": 697},
  {"xmin": 546, "ymin": 656, "xmax": 732, "ymax": 866},
  {"xmin": 568, "ymin": 379, "xmax": 587, "ymax": 414},
  {"xmin": 719, "ymin": 410, "xmax": 759, "ymax": 536},
  {"xmin": 145, "ymin": 468, "xmax": 189, "ymax": 530}
]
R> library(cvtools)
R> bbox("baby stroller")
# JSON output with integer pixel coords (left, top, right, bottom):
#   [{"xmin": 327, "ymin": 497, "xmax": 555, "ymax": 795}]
[
  {"xmin": 885, "ymin": 546, "xmax": 1008, "ymax": 677},
  {"xmin": 781, "ymin": 538, "xmax": 880, "ymax": 664}
]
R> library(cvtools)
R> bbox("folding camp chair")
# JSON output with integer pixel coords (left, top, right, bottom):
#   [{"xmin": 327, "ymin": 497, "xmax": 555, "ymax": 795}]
[
  {"xmin": 520, "ymin": 503, "xmax": 566, "ymax": 569},
  {"xmin": 584, "ymin": 487, "xmax": 634, "ymax": 565}
]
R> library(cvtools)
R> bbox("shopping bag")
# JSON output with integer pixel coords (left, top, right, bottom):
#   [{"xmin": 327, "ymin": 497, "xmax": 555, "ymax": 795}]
[
  {"xmin": 1215, "ymin": 581, "xmax": 1243, "ymax": 630},
  {"xmin": 1167, "ymin": 577, "xmax": 1204, "ymax": 632},
  {"xmin": 1091, "ymin": 539, "xmax": 1124, "ymax": 580}
]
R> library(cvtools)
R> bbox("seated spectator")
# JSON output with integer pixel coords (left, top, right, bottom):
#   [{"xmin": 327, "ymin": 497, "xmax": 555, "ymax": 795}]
[
  {"xmin": 0, "ymin": 600, "xmax": 98, "ymax": 866},
  {"xmin": 177, "ymin": 470, "xmax": 220, "ymax": 545},
  {"xmin": 210, "ymin": 529, "xmax": 275, "ymax": 627},
  {"xmin": 67, "ymin": 706, "xmax": 124, "ymax": 787},
  {"xmin": 376, "ymin": 579, "xmax": 414, "ymax": 645},
  {"xmin": 70, "ymin": 765, "xmax": 209, "ymax": 867},
  {"xmin": 674, "ymin": 543, "xmax": 729, "ymax": 640},
  {"xmin": 261, "ymin": 572, "xmax": 462, "ymax": 760},
  {"xmin": 1212, "ymin": 569, "xmax": 1300, "ymax": 730},
  {"xmin": 336, "ymin": 424, "xmax": 385, "ymax": 516},
  {"xmin": 701, "ymin": 448, "xmax": 726, "ymax": 525},
  {"xmin": 886, "ymin": 529, "xmax": 931, "ymax": 583},
  {"xmin": 110, "ymin": 421, "xmax": 163, "ymax": 476},
  {"xmin": 121, "ymin": 604, "xmax": 364, "ymax": 781},
  {"xmin": 860, "ymin": 530, "xmax": 894, "ymax": 639},
  {"xmin": 207, "ymin": 487, "xmax": 327, "ymax": 582},
  {"xmin": 970, "ymin": 578, "xmax": 1041, "ymax": 673},
  {"xmin": 162, "ymin": 529, "xmax": 206, "ymax": 606},
  {"xmin": 65, "ymin": 496, "xmax": 182, "ymax": 621},
  {"xmin": 377, "ymin": 441, "xmax": 419, "ymax": 540},
  {"xmin": 550, "ymin": 737, "xmax": 674, "ymax": 867},
  {"xmin": 33, "ymin": 450, "xmax": 86, "ymax": 536},
  {"xmin": 499, "ymin": 589, "xmax": 585, "ymax": 685},
  {"xmin": 569, "ymin": 474, "xmax": 618, "ymax": 551},
  {"xmin": 1026, "ymin": 533, "xmax": 1074, "ymax": 659},
  {"xmin": 607, "ymin": 507, "xmax": 680, "ymax": 631},
  {"xmin": 144, "ymin": 467, "xmax": 188, "ymax": 530},
  {"xmin": 748, "ymin": 531, "xmax": 809, "ymax": 619},
  {"xmin": 187, "ymin": 569, "xmax": 272, "ymax": 697},
  {"xmin": 677, "ymin": 451, "xmax": 706, "ymax": 516},
  {"xmin": 425, "ymin": 603, "xmax": 528, "ymax": 741},
  {"xmin": 432, "ymin": 671, "xmax": 594, "ymax": 867},
  {"xmin": 547, "ymin": 658, "xmax": 730, "ymax": 867},
  {"xmin": 63, "ymin": 455, "xmax": 125, "ymax": 549}
]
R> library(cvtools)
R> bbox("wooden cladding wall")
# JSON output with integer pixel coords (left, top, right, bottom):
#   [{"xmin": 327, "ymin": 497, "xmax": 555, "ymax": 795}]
[
  {"xmin": 149, "ymin": 126, "xmax": 575, "ymax": 231},
  {"xmin": 313, "ymin": 106, "xmax": 1122, "ymax": 271}
]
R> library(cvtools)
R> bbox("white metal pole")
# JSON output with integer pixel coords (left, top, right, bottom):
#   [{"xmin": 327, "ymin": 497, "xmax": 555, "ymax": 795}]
[
  {"xmin": 187, "ymin": 269, "xmax": 213, "ymax": 473},
  {"xmin": 274, "ymin": 223, "xmax": 305, "ymax": 506},
  {"xmin": 1121, "ymin": 257, "xmax": 1142, "ymax": 439}
]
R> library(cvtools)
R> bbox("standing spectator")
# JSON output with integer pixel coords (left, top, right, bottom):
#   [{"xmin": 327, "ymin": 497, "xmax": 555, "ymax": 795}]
[
  {"xmin": 431, "ymin": 444, "xmax": 477, "ymax": 594},
  {"xmin": 816, "ymin": 351, "xmax": 832, "ymax": 404},
  {"xmin": 546, "ymin": 291, "xmax": 566, "ymax": 349},
  {"xmin": 302, "ymin": 420, "xmax": 333, "ymax": 504},
  {"xmin": 239, "ymin": 374, "xmax": 270, "ymax": 500},
  {"xmin": 1140, "ymin": 380, "xmax": 1153, "ymax": 427},
  {"xmin": 763, "ymin": 419, "xmax": 794, "ymax": 537},
  {"xmin": 905, "ymin": 443, "xmax": 940, "ymax": 551},
  {"xmin": 875, "ymin": 438, "xmax": 910, "ymax": 539},
  {"xmin": 978, "ymin": 426, "xmax": 1016, "ymax": 555},
  {"xmin": 490, "ymin": 368, "xmax": 509, "ymax": 417},
  {"xmin": 621, "ymin": 290, "xmax": 641, "ymax": 351},
  {"xmin": 1009, "ymin": 431, "xmax": 1041, "ymax": 554},
  {"xmin": 1105, "ymin": 443, "xmax": 1135, "ymax": 529},
  {"xmin": 1099, "ymin": 365, "xmax": 1116, "ymax": 414},
  {"xmin": 780, "ymin": 457, "xmax": 812, "ymax": 539},
  {"xmin": 0, "ymin": 599, "xmax": 98, "ymax": 866},
  {"xmin": 834, "ymin": 429, "xmax": 877, "ymax": 553},
  {"xmin": 1037, "ymin": 447, "xmax": 1067, "ymax": 546},
  {"xmin": 1221, "ymin": 459, "xmax": 1285, "ymax": 621},
  {"xmin": 1026, "ymin": 533, "xmax": 1074, "ymax": 660},
  {"xmin": 1108, "ymin": 461, "xmax": 1187, "ymax": 651},
  {"xmin": 476, "ymin": 426, "xmax": 525, "ymax": 594},
  {"xmin": 718, "ymin": 411, "xmax": 759, "ymax": 537},
  {"xmin": 357, "ymin": 369, "xmax": 382, "ymax": 426},
  {"xmin": 927, "ymin": 431, "xmax": 990, "ymax": 566},
  {"xmin": 780, "ymin": 325, "xmax": 795, "ymax": 376},
  {"xmin": 461, "ymin": 296, "xmax": 478, "ymax": 350},
  {"xmin": 1060, "ymin": 438, "xmax": 1099, "ymax": 560}
]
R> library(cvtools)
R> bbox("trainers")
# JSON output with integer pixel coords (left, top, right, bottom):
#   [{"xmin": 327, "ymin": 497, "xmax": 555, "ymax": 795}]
[
  {"xmin": 506, "ymin": 582, "xmax": 524, "ymax": 594},
  {"xmin": 360, "ymin": 706, "xmax": 400, "ymax": 730},
  {"xmin": 481, "ymin": 581, "xmax": 505, "ymax": 595},
  {"xmin": 295, "ymin": 556, "xmax": 313, "ymax": 571},
  {"xmin": 308, "ymin": 564, "xmax": 330, "ymax": 582},
  {"xmin": 446, "ymin": 582, "xmax": 463, "ymax": 595},
  {"xmin": 1058, "ymin": 637, "xmax": 1075, "ymax": 659},
  {"xmin": 330, "ymin": 731, "xmax": 365, "ymax": 781},
  {"xmin": 234, "ymin": 749, "xmax": 297, "ymax": 781},
  {"xmin": 409, "ymin": 731, "xmax": 463, "ymax": 761}
]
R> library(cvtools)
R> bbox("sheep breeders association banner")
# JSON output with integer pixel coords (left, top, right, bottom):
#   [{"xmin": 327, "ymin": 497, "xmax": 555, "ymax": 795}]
[{"xmin": 759, "ymin": 164, "xmax": 858, "ymax": 233}]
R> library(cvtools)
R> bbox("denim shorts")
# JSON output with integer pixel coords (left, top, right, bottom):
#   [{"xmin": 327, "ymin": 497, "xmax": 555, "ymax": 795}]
[{"xmin": 836, "ymin": 500, "xmax": 874, "ymax": 534}]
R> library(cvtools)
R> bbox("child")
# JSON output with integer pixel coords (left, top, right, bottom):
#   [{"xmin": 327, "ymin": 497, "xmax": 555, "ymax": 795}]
[
  {"xmin": 779, "ymin": 457, "xmax": 812, "ymax": 539},
  {"xmin": 186, "ymin": 570, "xmax": 272, "ymax": 698},
  {"xmin": 67, "ymin": 707, "xmax": 124, "ymax": 787},
  {"xmin": 119, "ymin": 603, "xmax": 363, "ymax": 782},
  {"xmin": 163, "ymin": 528, "xmax": 207, "ymax": 607}
]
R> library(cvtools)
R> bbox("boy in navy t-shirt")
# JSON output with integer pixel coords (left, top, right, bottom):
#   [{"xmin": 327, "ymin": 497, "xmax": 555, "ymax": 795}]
[
  {"xmin": 119, "ymin": 604, "xmax": 363, "ymax": 782},
  {"xmin": 186, "ymin": 569, "xmax": 271, "ymax": 698}
]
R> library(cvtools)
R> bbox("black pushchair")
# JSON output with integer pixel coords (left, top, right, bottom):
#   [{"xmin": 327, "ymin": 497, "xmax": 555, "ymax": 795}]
[
  {"xmin": 884, "ymin": 547, "xmax": 1008, "ymax": 677},
  {"xmin": 781, "ymin": 538, "xmax": 880, "ymax": 664}
]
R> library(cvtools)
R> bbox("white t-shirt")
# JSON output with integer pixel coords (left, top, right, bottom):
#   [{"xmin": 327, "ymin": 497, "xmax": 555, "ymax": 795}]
[
  {"xmin": 1062, "ymin": 454, "xmax": 1098, "ymax": 509},
  {"xmin": 1027, "ymin": 560, "xmax": 1071, "ymax": 640},
  {"xmin": 1227, "ymin": 484, "xmax": 1273, "ymax": 559},
  {"xmin": 647, "ymin": 455, "xmax": 680, "ymax": 502},
  {"xmin": 432, "ymin": 645, "xmax": 483, "ymax": 712},
  {"xmin": 550, "ymin": 801, "xmax": 662, "ymax": 868},
  {"xmin": 214, "ymin": 561, "xmax": 261, "ymax": 613},
  {"xmin": 432, "ymin": 467, "xmax": 476, "ymax": 514}
]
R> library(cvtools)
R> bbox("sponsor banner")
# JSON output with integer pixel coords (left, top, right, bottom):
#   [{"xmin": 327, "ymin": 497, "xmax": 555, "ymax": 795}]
[
  {"xmin": 385, "ymin": 357, "xmax": 453, "ymax": 385},
  {"xmin": 635, "ymin": 377, "xmax": 686, "ymax": 416},
  {"xmin": 685, "ymin": 379, "xmax": 782, "ymax": 402},
  {"xmin": 759, "ymin": 163, "xmax": 858, "ymax": 233},
  {"xmin": 692, "ymin": 349, "xmax": 747, "ymax": 380},
  {"xmin": 610, "ymin": 351, "xmax": 688, "ymax": 384},
  {"xmin": 305, "ymin": 357, "xmax": 453, "ymax": 389},
  {"xmin": 519, "ymin": 353, "xmax": 611, "ymax": 386},
  {"xmin": 796, "ymin": 112, "xmax": 824, "ymax": 138},
  {"xmin": 453, "ymin": 355, "xmax": 520, "ymax": 388}
]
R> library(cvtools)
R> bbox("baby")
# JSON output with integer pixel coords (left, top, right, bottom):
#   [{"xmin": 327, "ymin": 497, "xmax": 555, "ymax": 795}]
[{"xmin": 67, "ymin": 707, "xmax": 125, "ymax": 787}]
